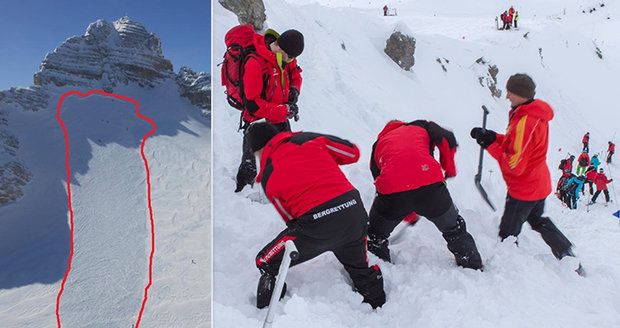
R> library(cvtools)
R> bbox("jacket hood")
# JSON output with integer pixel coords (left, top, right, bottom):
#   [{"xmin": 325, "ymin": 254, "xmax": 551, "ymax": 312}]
[
  {"xmin": 377, "ymin": 120, "xmax": 407, "ymax": 139},
  {"xmin": 511, "ymin": 99, "xmax": 554, "ymax": 122}
]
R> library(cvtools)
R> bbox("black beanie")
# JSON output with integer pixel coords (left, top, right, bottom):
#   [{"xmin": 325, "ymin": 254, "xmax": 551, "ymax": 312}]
[
  {"xmin": 506, "ymin": 73, "xmax": 536, "ymax": 99},
  {"xmin": 246, "ymin": 122, "xmax": 280, "ymax": 152},
  {"xmin": 278, "ymin": 29, "xmax": 304, "ymax": 58}
]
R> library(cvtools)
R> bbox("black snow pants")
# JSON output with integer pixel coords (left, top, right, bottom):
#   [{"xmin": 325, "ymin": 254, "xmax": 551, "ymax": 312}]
[
  {"xmin": 499, "ymin": 196, "xmax": 573, "ymax": 259},
  {"xmin": 256, "ymin": 190, "xmax": 385, "ymax": 305},
  {"xmin": 592, "ymin": 189, "xmax": 610, "ymax": 203},
  {"xmin": 367, "ymin": 182, "xmax": 482, "ymax": 269}
]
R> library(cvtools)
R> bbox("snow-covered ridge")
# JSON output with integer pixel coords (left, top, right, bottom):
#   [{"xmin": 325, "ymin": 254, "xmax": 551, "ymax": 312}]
[
  {"xmin": 33, "ymin": 17, "xmax": 174, "ymax": 91},
  {"xmin": 176, "ymin": 66, "xmax": 212, "ymax": 113}
]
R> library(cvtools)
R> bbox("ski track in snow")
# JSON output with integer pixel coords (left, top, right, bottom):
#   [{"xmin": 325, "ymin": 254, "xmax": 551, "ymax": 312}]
[{"xmin": 214, "ymin": 1, "xmax": 620, "ymax": 327}]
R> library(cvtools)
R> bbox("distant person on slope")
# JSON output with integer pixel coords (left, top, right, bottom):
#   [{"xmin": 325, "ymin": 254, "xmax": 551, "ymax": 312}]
[
  {"xmin": 501, "ymin": 11, "xmax": 510, "ymax": 30},
  {"xmin": 591, "ymin": 154, "xmax": 601, "ymax": 171},
  {"xmin": 470, "ymin": 73, "xmax": 576, "ymax": 260},
  {"xmin": 585, "ymin": 165, "xmax": 597, "ymax": 195},
  {"xmin": 582, "ymin": 132, "xmax": 590, "ymax": 153},
  {"xmin": 247, "ymin": 122, "xmax": 386, "ymax": 310},
  {"xmin": 366, "ymin": 120, "xmax": 483, "ymax": 270},
  {"xmin": 565, "ymin": 174, "xmax": 585, "ymax": 209},
  {"xmin": 514, "ymin": 11, "xmax": 519, "ymax": 29},
  {"xmin": 231, "ymin": 28, "xmax": 304, "ymax": 192},
  {"xmin": 559, "ymin": 155, "xmax": 575, "ymax": 175},
  {"xmin": 608, "ymin": 141, "xmax": 615, "ymax": 164},
  {"xmin": 576, "ymin": 151, "xmax": 590, "ymax": 176},
  {"xmin": 590, "ymin": 168, "xmax": 613, "ymax": 205},
  {"xmin": 383, "ymin": 5, "xmax": 388, "ymax": 16}
]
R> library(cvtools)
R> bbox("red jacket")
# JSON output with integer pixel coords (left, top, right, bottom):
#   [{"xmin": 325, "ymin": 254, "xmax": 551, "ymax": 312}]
[
  {"xmin": 610, "ymin": 143, "xmax": 616, "ymax": 153},
  {"xmin": 487, "ymin": 99, "xmax": 553, "ymax": 201},
  {"xmin": 594, "ymin": 173, "xmax": 612, "ymax": 190},
  {"xmin": 582, "ymin": 134, "xmax": 589, "ymax": 144},
  {"xmin": 256, "ymin": 131, "xmax": 359, "ymax": 222},
  {"xmin": 242, "ymin": 33, "xmax": 303, "ymax": 124},
  {"xmin": 585, "ymin": 168, "xmax": 597, "ymax": 182},
  {"xmin": 371, "ymin": 120, "xmax": 457, "ymax": 194},
  {"xmin": 577, "ymin": 153, "xmax": 590, "ymax": 167}
]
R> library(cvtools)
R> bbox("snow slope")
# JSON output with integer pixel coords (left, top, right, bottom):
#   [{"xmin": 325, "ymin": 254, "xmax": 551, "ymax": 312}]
[
  {"xmin": 213, "ymin": 0, "xmax": 620, "ymax": 327},
  {"xmin": 0, "ymin": 20, "xmax": 210, "ymax": 328}
]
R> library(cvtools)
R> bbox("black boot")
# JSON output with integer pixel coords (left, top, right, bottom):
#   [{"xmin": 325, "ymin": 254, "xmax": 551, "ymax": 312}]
[
  {"xmin": 442, "ymin": 216, "xmax": 483, "ymax": 270},
  {"xmin": 354, "ymin": 266, "xmax": 386, "ymax": 309},
  {"xmin": 256, "ymin": 271, "xmax": 287, "ymax": 309},
  {"xmin": 367, "ymin": 232, "xmax": 391, "ymax": 263},
  {"xmin": 235, "ymin": 160, "xmax": 257, "ymax": 193}
]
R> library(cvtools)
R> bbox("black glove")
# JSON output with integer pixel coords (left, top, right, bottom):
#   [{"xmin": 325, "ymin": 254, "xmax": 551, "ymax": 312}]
[
  {"xmin": 470, "ymin": 127, "xmax": 497, "ymax": 149},
  {"xmin": 288, "ymin": 88, "xmax": 299, "ymax": 104},
  {"xmin": 287, "ymin": 103, "xmax": 299, "ymax": 121}
]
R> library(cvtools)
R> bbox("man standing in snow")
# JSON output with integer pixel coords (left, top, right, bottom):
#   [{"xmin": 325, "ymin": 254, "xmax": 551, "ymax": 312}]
[
  {"xmin": 366, "ymin": 119, "xmax": 483, "ymax": 270},
  {"xmin": 470, "ymin": 73, "xmax": 575, "ymax": 260},
  {"xmin": 514, "ymin": 11, "xmax": 519, "ymax": 29},
  {"xmin": 608, "ymin": 141, "xmax": 615, "ymax": 164},
  {"xmin": 234, "ymin": 28, "xmax": 304, "ymax": 192},
  {"xmin": 247, "ymin": 122, "xmax": 386, "ymax": 310},
  {"xmin": 383, "ymin": 5, "xmax": 389, "ymax": 16},
  {"xmin": 590, "ymin": 168, "xmax": 613, "ymax": 204},
  {"xmin": 582, "ymin": 132, "xmax": 590, "ymax": 153},
  {"xmin": 576, "ymin": 151, "xmax": 590, "ymax": 176}
]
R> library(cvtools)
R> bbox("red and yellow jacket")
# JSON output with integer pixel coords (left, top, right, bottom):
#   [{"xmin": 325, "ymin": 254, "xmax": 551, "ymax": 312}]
[
  {"xmin": 486, "ymin": 99, "xmax": 554, "ymax": 201},
  {"xmin": 371, "ymin": 120, "xmax": 458, "ymax": 195},
  {"xmin": 242, "ymin": 33, "xmax": 303, "ymax": 124},
  {"xmin": 256, "ymin": 131, "xmax": 359, "ymax": 222}
]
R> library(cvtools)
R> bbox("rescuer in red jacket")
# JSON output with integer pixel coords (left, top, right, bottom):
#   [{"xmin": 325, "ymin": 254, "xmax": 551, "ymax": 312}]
[
  {"xmin": 608, "ymin": 141, "xmax": 615, "ymax": 164},
  {"xmin": 246, "ymin": 122, "xmax": 386, "ymax": 310},
  {"xmin": 367, "ymin": 120, "xmax": 483, "ymax": 270},
  {"xmin": 582, "ymin": 132, "xmax": 590, "ymax": 152},
  {"xmin": 235, "ymin": 29, "xmax": 304, "ymax": 193},
  {"xmin": 590, "ymin": 168, "xmax": 613, "ymax": 204},
  {"xmin": 470, "ymin": 73, "xmax": 575, "ymax": 260}
]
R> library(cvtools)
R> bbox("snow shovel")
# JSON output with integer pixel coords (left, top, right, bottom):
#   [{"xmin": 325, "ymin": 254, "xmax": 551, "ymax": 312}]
[
  {"xmin": 475, "ymin": 105, "xmax": 496, "ymax": 211},
  {"xmin": 263, "ymin": 240, "xmax": 299, "ymax": 328}
]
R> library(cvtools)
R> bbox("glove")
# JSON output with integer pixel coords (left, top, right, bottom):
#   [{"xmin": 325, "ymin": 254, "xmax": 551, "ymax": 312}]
[
  {"xmin": 287, "ymin": 103, "xmax": 299, "ymax": 122},
  {"xmin": 268, "ymin": 104, "xmax": 289, "ymax": 123},
  {"xmin": 288, "ymin": 88, "xmax": 300, "ymax": 104},
  {"xmin": 470, "ymin": 127, "xmax": 497, "ymax": 149}
]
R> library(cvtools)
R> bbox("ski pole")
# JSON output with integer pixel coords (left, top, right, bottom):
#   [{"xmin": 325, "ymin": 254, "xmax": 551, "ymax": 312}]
[{"xmin": 263, "ymin": 240, "xmax": 299, "ymax": 328}]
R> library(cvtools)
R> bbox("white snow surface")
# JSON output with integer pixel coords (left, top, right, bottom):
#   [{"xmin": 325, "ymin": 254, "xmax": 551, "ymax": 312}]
[
  {"xmin": 213, "ymin": 1, "xmax": 620, "ymax": 327},
  {"xmin": 0, "ymin": 81, "xmax": 211, "ymax": 327}
]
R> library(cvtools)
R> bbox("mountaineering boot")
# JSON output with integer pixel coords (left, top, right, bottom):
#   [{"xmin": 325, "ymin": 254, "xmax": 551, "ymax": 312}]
[
  {"xmin": 558, "ymin": 247, "xmax": 586, "ymax": 277},
  {"xmin": 367, "ymin": 232, "xmax": 391, "ymax": 263},
  {"xmin": 256, "ymin": 271, "xmax": 287, "ymax": 309},
  {"xmin": 235, "ymin": 160, "xmax": 257, "ymax": 193},
  {"xmin": 442, "ymin": 216, "xmax": 483, "ymax": 270},
  {"xmin": 354, "ymin": 265, "xmax": 386, "ymax": 309}
]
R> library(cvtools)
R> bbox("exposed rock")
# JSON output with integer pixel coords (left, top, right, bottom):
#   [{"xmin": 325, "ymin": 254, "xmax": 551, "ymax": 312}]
[
  {"xmin": 176, "ymin": 67, "xmax": 211, "ymax": 114},
  {"xmin": 33, "ymin": 17, "xmax": 173, "ymax": 90},
  {"xmin": 384, "ymin": 31, "xmax": 416, "ymax": 71},
  {"xmin": 0, "ymin": 161, "xmax": 32, "ymax": 206},
  {"xmin": 474, "ymin": 57, "xmax": 502, "ymax": 98},
  {"xmin": 0, "ymin": 87, "xmax": 48, "ymax": 112},
  {"xmin": 219, "ymin": 0, "xmax": 267, "ymax": 31}
]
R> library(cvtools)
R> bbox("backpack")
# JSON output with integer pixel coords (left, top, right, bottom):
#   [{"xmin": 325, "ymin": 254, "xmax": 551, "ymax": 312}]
[
  {"xmin": 558, "ymin": 159, "xmax": 566, "ymax": 170},
  {"xmin": 221, "ymin": 24, "xmax": 258, "ymax": 111}
]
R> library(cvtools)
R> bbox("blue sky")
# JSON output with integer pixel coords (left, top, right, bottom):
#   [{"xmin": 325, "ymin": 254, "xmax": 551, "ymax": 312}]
[{"xmin": 0, "ymin": 0, "xmax": 211, "ymax": 90}]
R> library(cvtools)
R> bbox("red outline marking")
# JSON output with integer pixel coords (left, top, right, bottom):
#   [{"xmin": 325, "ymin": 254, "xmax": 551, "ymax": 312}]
[{"xmin": 54, "ymin": 90, "xmax": 157, "ymax": 328}]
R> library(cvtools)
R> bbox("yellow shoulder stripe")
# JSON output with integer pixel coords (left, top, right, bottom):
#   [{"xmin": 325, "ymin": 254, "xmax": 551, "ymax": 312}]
[{"xmin": 508, "ymin": 115, "xmax": 528, "ymax": 169}]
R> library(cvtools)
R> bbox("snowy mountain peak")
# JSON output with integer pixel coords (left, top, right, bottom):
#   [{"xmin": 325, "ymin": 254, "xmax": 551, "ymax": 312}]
[{"xmin": 34, "ymin": 17, "xmax": 173, "ymax": 91}]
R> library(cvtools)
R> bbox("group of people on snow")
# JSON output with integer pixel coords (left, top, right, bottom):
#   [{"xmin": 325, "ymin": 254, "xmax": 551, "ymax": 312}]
[
  {"xmin": 498, "ymin": 6, "xmax": 519, "ymax": 30},
  {"xmin": 223, "ymin": 24, "xmax": 580, "ymax": 311},
  {"xmin": 556, "ymin": 132, "xmax": 614, "ymax": 209}
]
